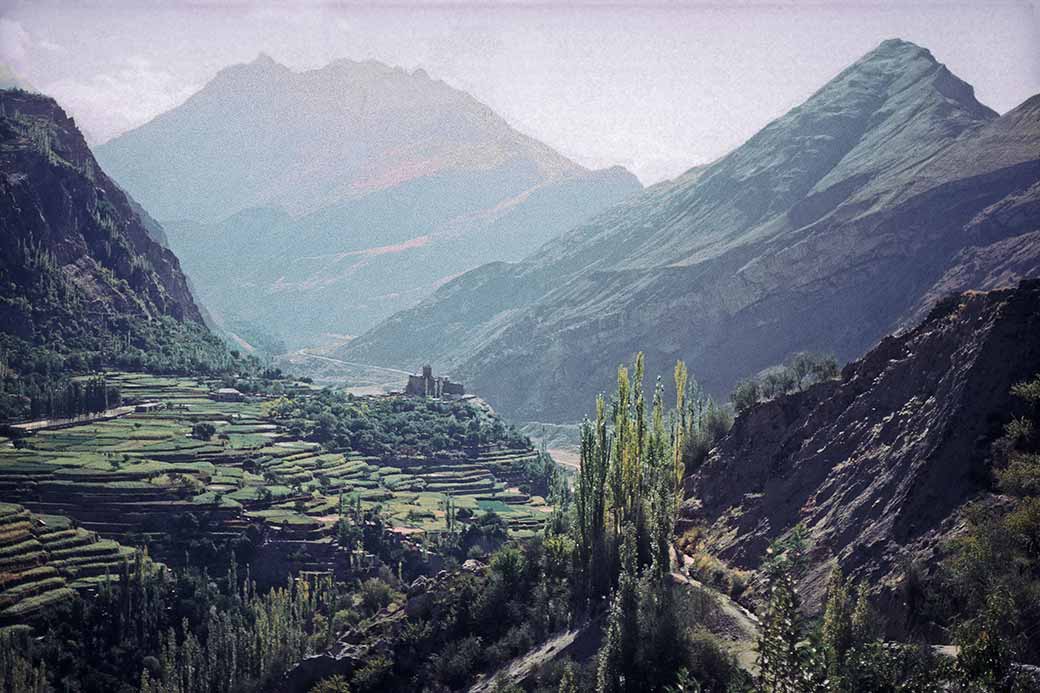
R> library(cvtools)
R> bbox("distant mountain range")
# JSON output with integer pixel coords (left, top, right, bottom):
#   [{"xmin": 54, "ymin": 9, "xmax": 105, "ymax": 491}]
[
  {"xmin": 341, "ymin": 39, "xmax": 1040, "ymax": 422},
  {"xmin": 95, "ymin": 56, "xmax": 641, "ymax": 345}
]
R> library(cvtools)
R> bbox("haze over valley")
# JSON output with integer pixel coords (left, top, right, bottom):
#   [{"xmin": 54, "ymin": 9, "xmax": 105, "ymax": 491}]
[{"xmin": 1, "ymin": 4, "xmax": 1039, "ymax": 692}]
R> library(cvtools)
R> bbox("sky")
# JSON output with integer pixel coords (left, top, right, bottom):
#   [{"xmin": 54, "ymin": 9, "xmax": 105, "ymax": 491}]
[{"xmin": 1, "ymin": 1, "xmax": 1038, "ymax": 184}]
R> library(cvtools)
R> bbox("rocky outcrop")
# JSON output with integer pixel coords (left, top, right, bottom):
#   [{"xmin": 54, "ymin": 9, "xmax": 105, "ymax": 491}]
[
  {"xmin": 343, "ymin": 39, "xmax": 1040, "ymax": 422},
  {"xmin": 0, "ymin": 89, "xmax": 205, "ymax": 352},
  {"xmin": 681, "ymin": 282, "xmax": 1040, "ymax": 629}
]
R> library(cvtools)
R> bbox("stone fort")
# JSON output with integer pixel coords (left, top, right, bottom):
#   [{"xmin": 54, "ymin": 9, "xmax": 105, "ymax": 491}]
[{"xmin": 405, "ymin": 365, "xmax": 464, "ymax": 398}]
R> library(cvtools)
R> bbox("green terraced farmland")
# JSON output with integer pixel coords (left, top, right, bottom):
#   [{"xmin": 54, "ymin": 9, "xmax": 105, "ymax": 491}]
[
  {"xmin": 0, "ymin": 503, "xmax": 154, "ymax": 625},
  {"xmin": 0, "ymin": 372, "xmax": 555, "ymax": 560}
]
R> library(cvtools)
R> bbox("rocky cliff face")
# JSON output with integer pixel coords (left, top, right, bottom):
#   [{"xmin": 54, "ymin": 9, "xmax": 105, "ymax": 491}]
[
  {"xmin": 96, "ymin": 56, "xmax": 641, "ymax": 342},
  {"xmin": 0, "ymin": 89, "xmax": 204, "ymax": 351},
  {"xmin": 342, "ymin": 39, "xmax": 1040, "ymax": 422},
  {"xmin": 681, "ymin": 282, "xmax": 1040, "ymax": 627}
]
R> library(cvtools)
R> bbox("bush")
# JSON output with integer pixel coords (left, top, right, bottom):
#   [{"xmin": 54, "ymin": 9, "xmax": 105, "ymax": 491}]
[
  {"xmin": 731, "ymin": 379, "xmax": 760, "ymax": 414},
  {"xmin": 359, "ymin": 578, "xmax": 394, "ymax": 616},
  {"xmin": 192, "ymin": 422, "xmax": 216, "ymax": 440},
  {"xmin": 311, "ymin": 674, "xmax": 351, "ymax": 693},
  {"xmin": 731, "ymin": 352, "xmax": 840, "ymax": 414},
  {"xmin": 351, "ymin": 656, "xmax": 391, "ymax": 693}
]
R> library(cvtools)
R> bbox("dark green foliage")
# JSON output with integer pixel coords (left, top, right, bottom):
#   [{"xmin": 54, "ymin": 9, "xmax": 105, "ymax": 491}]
[
  {"xmin": 812, "ymin": 566, "xmax": 947, "ymax": 693},
  {"xmin": 0, "ymin": 628, "xmax": 46, "ymax": 693},
  {"xmin": 270, "ymin": 390, "xmax": 529, "ymax": 456},
  {"xmin": 190, "ymin": 421, "xmax": 216, "ymax": 440},
  {"xmin": 361, "ymin": 537, "xmax": 575, "ymax": 690},
  {"xmin": 359, "ymin": 578, "xmax": 394, "ymax": 616},
  {"xmin": 679, "ymin": 400, "xmax": 732, "ymax": 476},
  {"xmin": 0, "ymin": 93, "xmax": 243, "ymax": 423},
  {"xmin": 757, "ymin": 570, "xmax": 825, "ymax": 693},
  {"xmin": 0, "ymin": 316, "xmax": 257, "ymax": 423},
  {"xmin": 730, "ymin": 379, "xmax": 761, "ymax": 415},
  {"xmin": 729, "ymin": 352, "xmax": 840, "ymax": 414},
  {"xmin": 17, "ymin": 374, "xmax": 121, "ymax": 420},
  {"xmin": 929, "ymin": 372, "xmax": 1040, "ymax": 686},
  {"xmin": 1, "ymin": 555, "xmax": 346, "ymax": 693},
  {"xmin": 582, "ymin": 356, "xmax": 745, "ymax": 693},
  {"xmin": 310, "ymin": 674, "xmax": 352, "ymax": 693}
]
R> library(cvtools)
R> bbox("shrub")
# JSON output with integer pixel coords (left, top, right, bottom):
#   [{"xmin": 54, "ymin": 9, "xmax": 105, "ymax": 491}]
[
  {"xmin": 359, "ymin": 578, "xmax": 394, "ymax": 616},
  {"xmin": 311, "ymin": 674, "xmax": 351, "ymax": 693},
  {"xmin": 191, "ymin": 422, "xmax": 216, "ymax": 440},
  {"xmin": 731, "ymin": 379, "xmax": 760, "ymax": 414}
]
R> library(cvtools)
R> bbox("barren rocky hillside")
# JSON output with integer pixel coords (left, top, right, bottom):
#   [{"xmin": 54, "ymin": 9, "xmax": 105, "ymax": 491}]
[{"xmin": 682, "ymin": 281, "xmax": 1040, "ymax": 630}]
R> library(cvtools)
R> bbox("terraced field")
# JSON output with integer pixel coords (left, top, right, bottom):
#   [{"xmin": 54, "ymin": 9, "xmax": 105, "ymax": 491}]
[
  {"xmin": 0, "ymin": 373, "xmax": 551, "ymax": 558},
  {"xmin": 0, "ymin": 502, "xmax": 153, "ymax": 625}
]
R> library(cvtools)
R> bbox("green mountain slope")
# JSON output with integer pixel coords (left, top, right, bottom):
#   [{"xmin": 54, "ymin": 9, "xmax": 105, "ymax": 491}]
[{"xmin": 0, "ymin": 90, "xmax": 224, "ymax": 419}]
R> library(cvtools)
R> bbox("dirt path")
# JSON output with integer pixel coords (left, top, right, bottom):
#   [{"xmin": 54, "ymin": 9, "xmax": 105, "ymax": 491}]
[
  {"xmin": 468, "ymin": 550, "xmax": 760, "ymax": 691},
  {"xmin": 11, "ymin": 405, "xmax": 136, "ymax": 432},
  {"xmin": 294, "ymin": 350, "xmax": 412, "ymax": 375},
  {"xmin": 675, "ymin": 550, "xmax": 761, "ymax": 674},
  {"xmin": 468, "ymin": 628, "xmax": 584, "ymax": 693}
]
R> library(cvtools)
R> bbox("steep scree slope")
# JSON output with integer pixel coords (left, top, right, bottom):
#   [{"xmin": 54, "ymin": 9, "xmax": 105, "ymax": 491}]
[{"xmin": 682, "ymin": 282, "xmax": 1040, "ymax": 625}]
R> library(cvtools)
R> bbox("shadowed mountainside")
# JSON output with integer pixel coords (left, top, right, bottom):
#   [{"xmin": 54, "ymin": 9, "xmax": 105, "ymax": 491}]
[
  {"xmin": 681, "ymin": 281, "xmax": 1040, "ymax": 631},
  {"xmin": 0, "ymin": 89, "xmax": 205, "ymax": 351}
]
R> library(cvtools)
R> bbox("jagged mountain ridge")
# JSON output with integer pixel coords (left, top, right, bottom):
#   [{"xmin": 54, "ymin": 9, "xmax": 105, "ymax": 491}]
[
  {"xmin": 0, "ymin": 90, "xmax": 206, "ymax": 365},
  {"xmin": 96, "ymin": 55, "xmax": 641, "ymax": 341},
  {"xmin": 681, "ymin": 281, "xmax": 1040, "ymax": 629},
  {"xmin": 96, "ymin": 55, "xmax": 613, "ymax": 222},
  {"xmin": 341, "ymin": 39, "xmax": 1040, "ymax": 421}
]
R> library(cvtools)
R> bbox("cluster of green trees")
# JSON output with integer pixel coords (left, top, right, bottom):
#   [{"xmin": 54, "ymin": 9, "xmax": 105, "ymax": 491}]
[
  {"xmin": 751, "ymin": 528, "xmax": 950, "ymax": 693},
  {"xmin": 136, "ymin": 571, "xmax": 338, "ymax": 693},
  {"xmin": 5, "ymin": 359, "xmax": 1036, "ymax": 692},
  {"xmin": 269, "ymin": 391, "xmax": 529, "ymax": 457},
  {"xmin": 332, "ymin": 363, "xmax": 1040, "ymax": 692},
  {"xmin": 579, "ymin": 357, "xmax": 744, "ymax": 692},
  {"xmin": 335, "ymin": 356, "xmax": 746, "ymax": 692},
  {"xmin": 0, "ymin": 316, "xmax": 264, "ymax": 423},
  {"xmin": 730, "ymin": 352, "xmax": 840, "ymax": 414},
  {"xmin": 0, "ymin": 628, "xmax": 46, "ymax": 693},
  {"xmin": 25, "ymin": 375, "xmax": 121, "ymax": 420},
  {"xmin": 0, "ymin": 554, "xmax": 349, "ymax": 693},
  {"xmin": 748, "ymin": 368, "xmax": 1040, "ymax": 693}
]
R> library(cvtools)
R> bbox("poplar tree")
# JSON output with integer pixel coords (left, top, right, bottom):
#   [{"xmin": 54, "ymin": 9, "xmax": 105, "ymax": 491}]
[{"xmin": 821, "ymin": 566, "xmax": 853, "ymax": 674}]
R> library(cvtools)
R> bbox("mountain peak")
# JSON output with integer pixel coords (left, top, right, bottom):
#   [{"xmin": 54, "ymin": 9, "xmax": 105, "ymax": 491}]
[
  {"xmin": 870, "ymin": 37, "xmax": 934, "ymax": 62},
  {"xmin": 251, "ymin": 52, "xmax": 279, "ymax": 68},
  {"xmin": 214, "ymin": 52, "xmax": 291, "ymax": 82}
]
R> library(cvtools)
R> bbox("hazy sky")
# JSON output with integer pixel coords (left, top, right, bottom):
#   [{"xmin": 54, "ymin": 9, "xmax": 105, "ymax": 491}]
[{"xmin": 2, "ymin": 1, "xmax": 1038, "ymax": 183}]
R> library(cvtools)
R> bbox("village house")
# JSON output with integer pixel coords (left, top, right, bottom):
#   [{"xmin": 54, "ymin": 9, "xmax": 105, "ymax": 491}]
[{"xmin": 210, "ymin": 387, "xmax": 245, "ymax": 402}]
